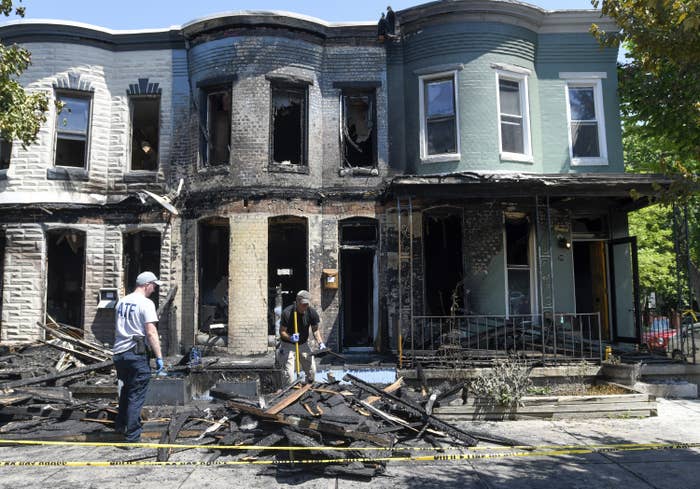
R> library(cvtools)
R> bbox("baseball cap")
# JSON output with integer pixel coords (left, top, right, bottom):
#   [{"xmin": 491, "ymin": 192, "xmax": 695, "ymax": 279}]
[
  {"xmin": 136, "ymin": 271, "xmax": 164, "ymax": 287},
  {"xmin": 296, "ymin": 290, "xmax": 311, "ymax": 304}
]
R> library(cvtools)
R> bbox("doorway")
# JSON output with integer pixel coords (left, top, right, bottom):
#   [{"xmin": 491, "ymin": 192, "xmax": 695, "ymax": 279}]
[
  {"xmin": 197, "ymin": 218, "xmax": 229, "ymax": 339},
  {"xmin": 268, "ymin": 216, "xmax": 308, "ymax": 335},
  {"xmin": 573, "ymin": 241, "xmax": 610, "ymax": 339},
  {"xmin": 46, "ymin": 229, "xmax": 86, "ymax": 328},
  {"xmin": 423, "ymin": 209, "xmax": 464, "ymax": 315},
  {"xmin": 340, "ymin": 218, "xmax": 378, "ymax": 350},
  {"xmin": 123, "ymin": 231, "xmax": 161, "ymax": 309}
]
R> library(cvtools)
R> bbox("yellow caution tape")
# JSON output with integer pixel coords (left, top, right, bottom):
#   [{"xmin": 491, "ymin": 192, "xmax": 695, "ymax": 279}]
[{"xmin": 0, "ymin": 440, "xmax": 698, "ymax": 466}]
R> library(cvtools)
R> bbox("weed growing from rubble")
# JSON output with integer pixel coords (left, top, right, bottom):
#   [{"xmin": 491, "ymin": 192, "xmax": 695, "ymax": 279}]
[{"xmin": 469, "ymin": 356, "xmax": 533, "ymax": 408}]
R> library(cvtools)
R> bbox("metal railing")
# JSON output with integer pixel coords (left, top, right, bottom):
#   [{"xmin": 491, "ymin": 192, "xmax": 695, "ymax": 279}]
[
  {"xmin": 643, "ymin": 312, "xmax": 697, "ymax": 364},
  {"xmin": 403, "ymin": 312, "xmax": 602, "ymax": 367}
]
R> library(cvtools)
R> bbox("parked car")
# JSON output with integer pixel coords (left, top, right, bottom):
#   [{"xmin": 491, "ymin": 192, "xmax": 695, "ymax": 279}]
[{"xmin": 642, "ymin": 317, "xmax": 676, "ymax": 351}]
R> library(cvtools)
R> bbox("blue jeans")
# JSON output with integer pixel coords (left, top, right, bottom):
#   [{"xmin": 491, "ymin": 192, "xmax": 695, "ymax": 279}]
[{"xmin": 113, "ymin": 349, "xmax": 151, "ymax": 442}]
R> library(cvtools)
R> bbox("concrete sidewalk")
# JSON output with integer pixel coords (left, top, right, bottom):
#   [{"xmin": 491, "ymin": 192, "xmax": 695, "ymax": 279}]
[{"xmin": 1, "ymin": 398, "xmax": 700, "ymax": 488}]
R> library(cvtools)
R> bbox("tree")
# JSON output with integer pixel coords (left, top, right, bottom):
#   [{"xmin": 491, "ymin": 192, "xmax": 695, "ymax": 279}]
[
  {"xmin": 591, "ymin": 1, "xmax": 700, "ymax": 175},
  {"xmin": 0, "ymin": 0, "xmax": 50, "ymax": 147}
]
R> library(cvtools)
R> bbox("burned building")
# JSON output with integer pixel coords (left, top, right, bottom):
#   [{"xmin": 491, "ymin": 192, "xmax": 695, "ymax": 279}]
[{"xmin": 0, "ymin": 2, "xmax": 667, "ymax": 363}]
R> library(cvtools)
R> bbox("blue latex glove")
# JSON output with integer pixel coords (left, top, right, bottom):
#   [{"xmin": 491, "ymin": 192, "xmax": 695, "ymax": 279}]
[
  {"xmin": 290, "ymin": 333, "xmax": 300, "ymax": 343},
  {"xmin": 319, "ymin": 342, "xmax": 326, "ymax": 350},
  {"xmin": 155, "ymin": 357, "xmax": 164, "ymax": 372}
]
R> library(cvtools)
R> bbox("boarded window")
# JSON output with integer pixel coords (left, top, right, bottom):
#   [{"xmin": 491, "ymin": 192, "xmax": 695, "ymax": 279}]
[
  {"xmin": 271, "ymin": 85, "xmax": 306, "ymax": 165},
  {"xmin": 201, "ymin": 87, "xmax": 231, "ymax": 166},
  {"xmin": 423, "ymin": 76, "xmax": 457, "ymax": 156},
  {"xmin": 341, "ymin": 90, "xmax": 375, "ymax": 168},
  {"xmin": 55, "ymin": 92, "xmax": 91, "ymax": 168},
  {"xmin": 0, "ymin": 136, "xmax": 10, "ymax": 170},
  {"xmin": 130, "ymin": 97, "xmax": 160, "ymax": 171}
]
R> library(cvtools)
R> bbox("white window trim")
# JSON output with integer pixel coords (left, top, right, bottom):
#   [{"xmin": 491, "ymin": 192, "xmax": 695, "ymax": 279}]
[
  {"xmin": 503, "ymin": 217, "xmax": 537, "ymax": 318},
  {"xmin": 495, "ymin": 69, "xmax": 533, "ymax": 163},
  {"xmin": 563, "ymin": 76, "xmax": 608, "ymax": 166},
  {"xmin": 53, "ymin": 91, "xmax": 93, "ymax": 170},
  {"xmin": 418, "ymin": 70, "xmax": 461, "ymax": 164}
]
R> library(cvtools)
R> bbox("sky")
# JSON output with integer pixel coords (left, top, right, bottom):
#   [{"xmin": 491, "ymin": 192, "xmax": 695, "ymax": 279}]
[{"xmin": 7, "ymin": 0, "xmax": 599, "ymax": 30}]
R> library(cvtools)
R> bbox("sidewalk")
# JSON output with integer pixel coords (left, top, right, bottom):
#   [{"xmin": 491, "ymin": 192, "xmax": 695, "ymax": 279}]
[{"xmin": 1, "ymin": 398, "xmax": 699, "ymax": 488}]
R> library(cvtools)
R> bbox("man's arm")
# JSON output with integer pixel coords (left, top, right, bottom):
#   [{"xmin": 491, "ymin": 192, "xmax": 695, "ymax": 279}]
[{"xmin": 145, "ymin": 322, "xmax": 163, "ymax": 359}]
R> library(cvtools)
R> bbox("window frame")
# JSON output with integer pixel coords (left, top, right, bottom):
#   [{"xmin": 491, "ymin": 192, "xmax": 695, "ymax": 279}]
[
  {"xmin": 269, "ymin": 82, "xmax": 308, "ymax": 169},
  {"xmin": 54, "ymin": 89, "xmax": 93, "ymax": 169},
  {"xmin": 562, "ymin": 75, "xmax": 608, "ymax": 166},
  {"xmin": 339, "ymin": 87, "xmax": 377, "ymax": 169},
  {"xmin": 199, "ymin": 84, "xmax": 232, "ymax": 168},
  {"xmin": 503, "ymin": 214, "xmax": 537, "ymax": 318},
  {"xmin": 418, "ymin": 70, "xmax": 460, "ymax": 163},
  {"xmin": 128, "ymin": 95, "xmax": 161, "ymax": 173},
  {"xmin": 495, "ymin": 69, "xmax": 532, "ymax": 162}
]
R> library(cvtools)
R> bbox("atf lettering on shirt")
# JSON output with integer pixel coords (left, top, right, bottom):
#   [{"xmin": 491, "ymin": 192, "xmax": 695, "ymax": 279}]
[
  {"xmin": 113, "ymin": 291, "xmax": 159, "ymax": 354},
  {"xmin": 116, "ymin": 302, "xmax": 139, "ymax": 319}
]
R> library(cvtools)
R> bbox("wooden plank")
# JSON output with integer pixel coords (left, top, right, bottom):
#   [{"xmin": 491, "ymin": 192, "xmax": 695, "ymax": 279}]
[
  {"xmin": 0, "ymin": 360, "xmax": 113, "ymax": 389},
  {"xmin": 157, "ymin": 411, "xmax": 191, "ymax": 462},
  {"xmin": 364, "ymin": 377, "xmax": 404, "ymax": 406},
  {"xmin": 39, "ymin": 340, "xmax": 108, "ymax": 363},
  {"xmin": 265, "ymin": 384, "xmax": 312, "ymax": 415},
  {"xmin": 436, "ymin": 400, "xmax": 656, "ymax": 415}
]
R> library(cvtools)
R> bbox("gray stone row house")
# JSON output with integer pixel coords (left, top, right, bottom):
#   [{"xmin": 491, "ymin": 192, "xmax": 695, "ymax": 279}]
[{"xmin": 0, "ymin": 1, "xmax": 668, "ymax": 364}]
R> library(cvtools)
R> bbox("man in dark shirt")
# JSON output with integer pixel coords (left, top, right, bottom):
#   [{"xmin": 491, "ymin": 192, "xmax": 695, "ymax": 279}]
[{"xmin": 279, "ymin": 290, "xmax": 326, "ymax": 384}]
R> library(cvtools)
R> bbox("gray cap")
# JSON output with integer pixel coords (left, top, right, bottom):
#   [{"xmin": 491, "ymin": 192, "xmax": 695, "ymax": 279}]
[
  {"xmin": 296, "ymin": 290, "xmax": 311, "ymax": 305},
  {"xmin": 136, "ymin": 271, "xmax": 163, "ymax": 287}
]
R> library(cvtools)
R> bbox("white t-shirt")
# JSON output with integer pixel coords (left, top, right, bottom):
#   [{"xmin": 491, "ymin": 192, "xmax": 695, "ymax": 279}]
[{"xmin": 113, "ymin": 291, "xmax": 159, "ymax": 354}]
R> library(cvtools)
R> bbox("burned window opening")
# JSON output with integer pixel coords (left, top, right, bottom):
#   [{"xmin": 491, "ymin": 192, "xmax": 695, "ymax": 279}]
[
  {"xmin": 200, "ymin": 87, "xmax": 231, "ymax": 166},
  {"xmin": 268, "ymin": 216, "xmax": 308, "ymax": 336},
  {"xmin": 0, "ymin": 136, "xmax": 10, "ymax": 171},
  {"xmin": 271, "ymin": 85, "xmax": 306, "ymax": 166},
  {"xmin": 505, "ymin": 216, "xmax": 531, "ymax": 316},
  {"xmin": 55, "ymin": 91, "xmax": 91, "ymax": 168},
  {"xmin": 423, "ymin": 211, "xmax": 464, "ymax": 316},
  {"xmin": 342, "ymin": 91, "xmax": 375, "ymax": 168},
  {"xmin": 123, "ymin": 231, "xmax": 161, "ymax": 310},
  {"xmin": 47, "ymin": 230, "xmax": 86, "ymax": 329},
  {"xmin": 198, "ymin": 219, "xmax": 229, "ymax": 342},
  {"xmin": 130, "ymin": 97, "xmax": 160, "ymax": 171},
  {"xmin": 340, "ymin": 219, "xmax": 377, "ymax": 245}
]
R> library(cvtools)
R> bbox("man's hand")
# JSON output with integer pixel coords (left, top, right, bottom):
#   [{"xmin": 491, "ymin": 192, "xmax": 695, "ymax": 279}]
[
  {"xmin": 155, "ymin": 357, "xmax": 164, "ymax": 373},
  {"xmin": 319, "ymin": 342, "xmax": 326, "ymax": 350},
  {"xmin": 290, "ymin": 333, "xmax": 300, "ymax": 343}
]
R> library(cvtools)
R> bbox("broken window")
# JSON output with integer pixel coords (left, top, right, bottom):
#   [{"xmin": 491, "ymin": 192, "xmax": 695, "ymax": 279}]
[
  {"xmin": 55, "ymin": 91, "xmax": 91, "ymax": 168},
  {"xmin": 0, "ymin": 136, "xmax": 10, "ymax": 171},
  {"xmin": 198, "ymin": 218, "xmax": 229, "ymax": 340},
  {"xmin": 123, "ymin": 231, "xmax": 161, "ymax": 309},
  {"xmin": 47, "ymin": 229, "xmax": 86, "ymax": 328},
  {"xmin": 505, "ymin": 216, "xmax": 531, "ymax": 316},
  {"xmin": 421, "ymin": 72, "xmax": 458, "ymax": 158},
  {"xmin": 271, "ymin": 84, "xmax": 306, "ymax": 165},
  {"xmin": 423, "ymin": 210, "xmax": 464, "ymax": 315},
  {"xmin": 201, "ymin": 87, "xmax": 231, "ymax": 166},
  {"xmin": 341, "ymin": 90, "xmax": 376, "ymax": 168},
  {"xmin": 497, "ymin": 73, "xmax": 531, "ymax": 157},
  {"xmin": 130, "ymin": 97, "xmax": 160, "ymax": 171}
]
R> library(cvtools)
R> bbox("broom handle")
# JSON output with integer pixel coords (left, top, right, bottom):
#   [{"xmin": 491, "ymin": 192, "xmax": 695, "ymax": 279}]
[{"xmin": 294, "ymin": 310, "xmax": 301, "ymax": 376}]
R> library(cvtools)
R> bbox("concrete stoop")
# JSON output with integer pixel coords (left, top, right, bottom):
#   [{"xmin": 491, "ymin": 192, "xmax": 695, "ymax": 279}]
[{"xmin": 633, "ymin": 380, "xmax": 698, "ymax": 399}]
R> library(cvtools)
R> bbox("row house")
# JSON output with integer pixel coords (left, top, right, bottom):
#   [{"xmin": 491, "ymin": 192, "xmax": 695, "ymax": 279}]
[{"xmin": 0, "ymin": 1, "xmax": 667, "ymax": 364}]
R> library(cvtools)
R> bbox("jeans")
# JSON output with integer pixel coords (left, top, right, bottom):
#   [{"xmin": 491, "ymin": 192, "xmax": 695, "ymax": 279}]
[
  {"xmin": 278, "ymin": 341, "xmax": 316, "ymax": 385},
  {"xmin": 113, "ymin": 349, "xmax": 151, "ymax": 442}
]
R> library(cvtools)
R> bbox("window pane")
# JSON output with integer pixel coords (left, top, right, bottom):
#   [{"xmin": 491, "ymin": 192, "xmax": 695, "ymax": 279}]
[
  {"xmin": 57, "ymin": 96, "xmax": 90, "ymax": 134},
  {"xmin": 426, "ymin": 79, "xmax": 454, "ymax": 118},
  {"xmin": 427, "ymin": 118, "xmax": 456, "ymax": 155},
  {"xmin": 506, "ymin": 218, "xmax": 529, "ymax": 266},
  {"xmin": 272, "ymin": 86, "xmax": 305, "ymax": 165},
  {"xmin": 499, "ymin": 79, "xmax": 521, "ymax": 116},
  {"xmin": 55, "ymin": 138, "xmax": 86, "ymax": 167},
  {"xmin": 571, "ymin": 122, "xmax": 600, "ymax": 157},
  {"xmin": 0, "ymin": 138, "xmax": 10, "ymax": 170},
  {"xmin": 208, "ymin": 91, "xmax": 231, "ymax": 165},
  {"xmin": 568, "ymin": 87, "xmax": 595, "ymax": 120},
  {"xmin": 508, "ymin": 269, "xmax": 531, "ymax": 315},
  {"xmin": 501, "ymin": 118, "xmax": 524, "ymax": 154},
  {"xmin": 131, "ymin": 98, "xmax": 160, "ymax": 171},
  {"xmin": 342, "ymin": 92, "xmax": 375, "ymax": 167}
]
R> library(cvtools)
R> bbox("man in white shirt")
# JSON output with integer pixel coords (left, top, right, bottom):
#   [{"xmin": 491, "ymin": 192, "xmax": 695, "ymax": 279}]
[{"xmin": 113, "ymin": 271, "xmax": 164, "ymax": 444}]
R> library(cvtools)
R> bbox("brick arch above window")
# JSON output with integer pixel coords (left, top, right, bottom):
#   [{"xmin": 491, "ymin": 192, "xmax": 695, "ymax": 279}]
[
  {"xmin": 53, "ymin": 72, "xmax": 94, "ymax": 92},
  {"xmin": 126, "ymin": 78, "xmax": 162, "ymax": 96}
]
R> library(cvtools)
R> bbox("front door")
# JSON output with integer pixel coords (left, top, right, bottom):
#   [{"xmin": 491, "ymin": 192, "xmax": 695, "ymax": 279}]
[{"xmin": 609, "ymin": 237, "xmax": 641, "ymax": 342}]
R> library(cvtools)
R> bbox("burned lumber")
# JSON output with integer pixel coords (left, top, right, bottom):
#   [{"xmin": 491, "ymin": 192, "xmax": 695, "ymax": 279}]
[
  {"xmin": 265, "ymin": 384, "xmax": 312, "ymax": 415},
  {"xmin": 344, "ymin": 373, "xmax": 479, "ymax": 446},
  {"xmin": 157, "ymin": 411, "xmax": 191, "ymax": 462},
  {"xmin": 0, "ymin": 359, "xmax": 113, "ymax": 390}
]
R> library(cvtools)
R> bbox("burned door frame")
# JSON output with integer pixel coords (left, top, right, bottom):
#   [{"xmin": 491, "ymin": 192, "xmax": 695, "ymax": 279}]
[
  {"xmin": 268, "ymin": 215, "xmax": 309, "ymax": 336},
  {"xmin": 196, "ymin": 217, "xmax": 230, "ymax": 343},
  {"xmin": 45, "ymin": 228, "xmax": 87, "ymax": 329},
  {"xmin": 422, "ymin": 206, "xmax": 466, "ymax": 316},
  {"xmin": 122, "ymin": 228, "xmax": 162, "ymax": 307},
  {"xmin": 339, "ymin": 217, "xmax": 379, "ymax": 352}
]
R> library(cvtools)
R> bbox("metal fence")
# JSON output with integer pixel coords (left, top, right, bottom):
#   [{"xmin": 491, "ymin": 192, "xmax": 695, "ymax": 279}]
[
  {"xmin": 402, "ymin": 312, "xmax": 602, "ymax": 367},
  {"xmin": 642, "ymin": 313, "xmax": 697, "ymax": 364}
]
